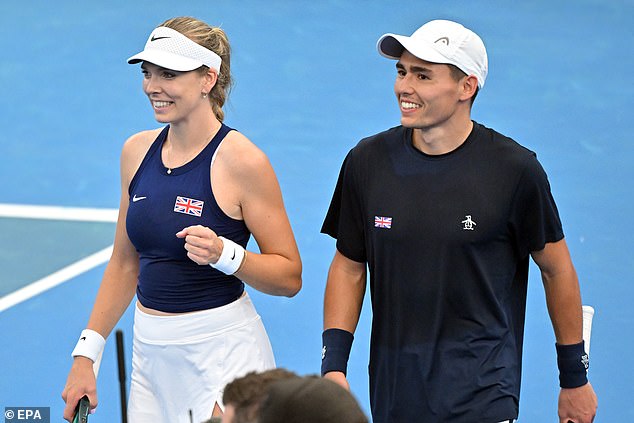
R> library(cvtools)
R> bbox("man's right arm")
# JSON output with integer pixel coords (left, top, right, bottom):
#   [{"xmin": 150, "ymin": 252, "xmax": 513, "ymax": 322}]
[{"xmin": 322, "ymin": 249, "xmax": 367, "ymax": 389}]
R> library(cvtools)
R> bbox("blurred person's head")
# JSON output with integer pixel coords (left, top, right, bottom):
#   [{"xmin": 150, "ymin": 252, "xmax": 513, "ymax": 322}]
[
  {"xmin": 258, "ymin": 376, "xmax": 368, "ymax": 423},
  {"xmin": 221, "ymin": 368, "xmax": 299, "ymax": 423}
]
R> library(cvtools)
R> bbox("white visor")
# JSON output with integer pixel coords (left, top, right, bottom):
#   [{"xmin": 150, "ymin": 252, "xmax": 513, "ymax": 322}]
[{"xmin": 127, "ymin": 26, "xmax": 222, "ymax": 73}]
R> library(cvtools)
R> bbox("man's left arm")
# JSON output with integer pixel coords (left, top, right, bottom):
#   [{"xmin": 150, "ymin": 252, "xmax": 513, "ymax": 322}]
[{"xmin": 532, "ymin": 238, "xmax": 598, "ymax": 423}]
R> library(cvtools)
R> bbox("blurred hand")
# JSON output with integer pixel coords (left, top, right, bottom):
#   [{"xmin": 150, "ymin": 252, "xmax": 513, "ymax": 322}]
[{"xmin": 324, "ymin": 371, "xmax": 351, "ymax": 391}]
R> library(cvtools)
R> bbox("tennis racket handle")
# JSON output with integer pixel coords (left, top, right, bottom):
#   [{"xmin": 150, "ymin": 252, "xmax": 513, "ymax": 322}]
[
  {"xmin": 582, "ymin": 305, "xmax": 594, "ymax": 356},
  {"xmin": 72, "ymin": 396, "xmax": 90, "ymax": 423}
]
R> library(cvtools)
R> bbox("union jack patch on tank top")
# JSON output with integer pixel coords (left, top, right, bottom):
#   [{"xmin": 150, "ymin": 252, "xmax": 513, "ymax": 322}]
[{"xmin": 174, "ymin": 196, "xmax": 204, "ymax": 217}]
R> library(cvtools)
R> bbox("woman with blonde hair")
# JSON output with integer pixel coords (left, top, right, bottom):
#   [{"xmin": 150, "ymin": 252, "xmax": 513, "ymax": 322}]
[{"xmin": 62, "ymin": 16, "xmax": 302, "ymax": 422}]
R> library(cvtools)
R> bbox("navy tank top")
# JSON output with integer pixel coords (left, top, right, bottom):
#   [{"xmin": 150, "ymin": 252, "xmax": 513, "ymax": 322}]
[{"xmin": 126, "ymin": 124, "xmax": 249, "ymax": 313}]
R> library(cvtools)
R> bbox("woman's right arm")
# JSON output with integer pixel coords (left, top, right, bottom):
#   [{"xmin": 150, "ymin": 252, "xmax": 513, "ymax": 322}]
[{"xmin": 61, "ymin": 131, "xmax": 155, "ymax": 421}]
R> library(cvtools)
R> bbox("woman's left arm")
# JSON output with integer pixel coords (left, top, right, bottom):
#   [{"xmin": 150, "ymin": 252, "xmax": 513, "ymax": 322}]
[
  {"xmin": 217, "ymin": 131, "xmax": 302, "ymax": 296},
  {"xmin": 235, "ymin": 143, "xmax": 302, "ymax": 296},
  {"xmin": 177, "ymin": 132, "xmax": 302, "ymax": 296}
]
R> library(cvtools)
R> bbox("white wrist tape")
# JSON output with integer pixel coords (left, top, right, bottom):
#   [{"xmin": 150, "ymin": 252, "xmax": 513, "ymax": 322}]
[
  {"xmin": 210, "ymin": 236, "xmax": 246, "ymax": 275},
  {"xmin": 71, "ymin": 329, "xmax": 106, "ymax": 364}
]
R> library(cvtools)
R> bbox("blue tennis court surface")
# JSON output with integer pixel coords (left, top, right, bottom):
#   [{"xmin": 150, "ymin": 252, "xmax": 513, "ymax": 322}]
[{"xmin": 1, "ymin": 1, "xmax": 632, "ymax": 421}]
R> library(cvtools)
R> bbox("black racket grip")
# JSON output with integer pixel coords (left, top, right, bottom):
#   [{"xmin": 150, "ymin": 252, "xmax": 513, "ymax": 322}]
[{"xmin": 72, "ymin": 395, "xmax": 90, "ymax": 423}]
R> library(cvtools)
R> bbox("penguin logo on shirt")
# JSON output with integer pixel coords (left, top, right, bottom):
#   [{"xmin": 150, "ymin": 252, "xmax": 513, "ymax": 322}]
[{"xmin": 461, "ymin": 215, "xmax": 477, "ymax": 230}]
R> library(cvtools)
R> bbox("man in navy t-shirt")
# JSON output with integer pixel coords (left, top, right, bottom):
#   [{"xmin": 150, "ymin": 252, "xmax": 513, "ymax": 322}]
[{"xmin": 320, "ymin": 19, "xmax": 597, "ymax": 423}]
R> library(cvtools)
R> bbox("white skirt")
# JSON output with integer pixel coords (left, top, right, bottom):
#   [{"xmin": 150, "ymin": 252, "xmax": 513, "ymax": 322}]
[{"xmin": 127, "ymin": 292, "xmax": 275, "ymax": 423}]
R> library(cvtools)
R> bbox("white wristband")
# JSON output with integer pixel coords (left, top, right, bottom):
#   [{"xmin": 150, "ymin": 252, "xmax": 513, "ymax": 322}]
[
  {"xmin": 210, "ymin": 236, "xmax": 246, "ymax": 275},
  {"xmin": 71, "ymin": 329, "xmax": 106, "ymax": 364}
]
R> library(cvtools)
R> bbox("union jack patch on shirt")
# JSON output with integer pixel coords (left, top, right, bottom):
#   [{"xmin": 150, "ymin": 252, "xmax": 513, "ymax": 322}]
[
  {"xmin": 174, "ymin": 196, "xmax": 204, "ymax": 217},
  {"xmin": 374, "ymin": 216, "xmax": 392, "ymax": 229}
]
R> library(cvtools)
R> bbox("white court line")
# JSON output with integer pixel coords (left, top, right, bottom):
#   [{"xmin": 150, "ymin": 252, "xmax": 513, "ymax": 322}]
[
  {"xmin": 0, "ymin": 203, "xmax": 118, "ymax": 222},
  {"xmin": 0, "ymin": 245, "xmax": 113, "ymax": 312},
  {"xmin": 0, "ymin": 203, "xmax": 118, "ymax": 312}
]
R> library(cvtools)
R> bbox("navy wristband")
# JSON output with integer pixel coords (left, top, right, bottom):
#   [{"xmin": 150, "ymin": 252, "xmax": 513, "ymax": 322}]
[
  {"xmin": 556, "ymin": 341, "xmax": 589, "ymax": 388},
  {"xmin": 321, "ymin": 328, "xmax": 354, "ymax": 376}
]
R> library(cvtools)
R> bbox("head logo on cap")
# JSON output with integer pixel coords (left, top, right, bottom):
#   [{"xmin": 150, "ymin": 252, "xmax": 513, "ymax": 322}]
[{"xmin": 377, "ymin": 20, "xmax": 488, "ymax": 88}]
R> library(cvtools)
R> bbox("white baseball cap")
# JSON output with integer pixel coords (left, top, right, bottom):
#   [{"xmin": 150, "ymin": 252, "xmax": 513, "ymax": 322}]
[
  {"xmin": 377, "ymin": 20, "xmax": 488, "ymax": 88},
  {"xmin": 128, "ymin": 26, "xmax": 222, "ymax": 73}
]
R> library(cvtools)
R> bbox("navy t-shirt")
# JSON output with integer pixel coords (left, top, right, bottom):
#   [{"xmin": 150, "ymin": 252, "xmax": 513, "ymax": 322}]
[{"xmin": 322, "ymin": 122, "xmax": 563, "ymax": 422}]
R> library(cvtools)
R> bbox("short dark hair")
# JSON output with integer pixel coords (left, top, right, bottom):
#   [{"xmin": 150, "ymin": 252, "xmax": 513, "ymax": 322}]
[
  {"xmin": 222, "ymin": 368, "xmax": 299, "ymax": 423},
  {"xmin": 258, "ymin": 376, "xmax": 369, "ymax": 423},
  {"xmin": 447, "ymin": 63, "xmax": 479, "ymax": 104}
]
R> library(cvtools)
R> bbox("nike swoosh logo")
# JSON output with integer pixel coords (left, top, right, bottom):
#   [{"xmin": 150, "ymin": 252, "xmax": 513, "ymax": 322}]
[
  {"xmin": 80, "ymin": 337, "xmax": 86, "ymax": 341},
  {"xmin": 151, "ymin": 35, "xmax": 170, "ymax": 42},
  {"xmin": 132, "ymin": 195, "xmax": 147, "ymax": 202},
  {"xmin": 231, "ymin": 249, "xmax": 236, "ymax": 260}
]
